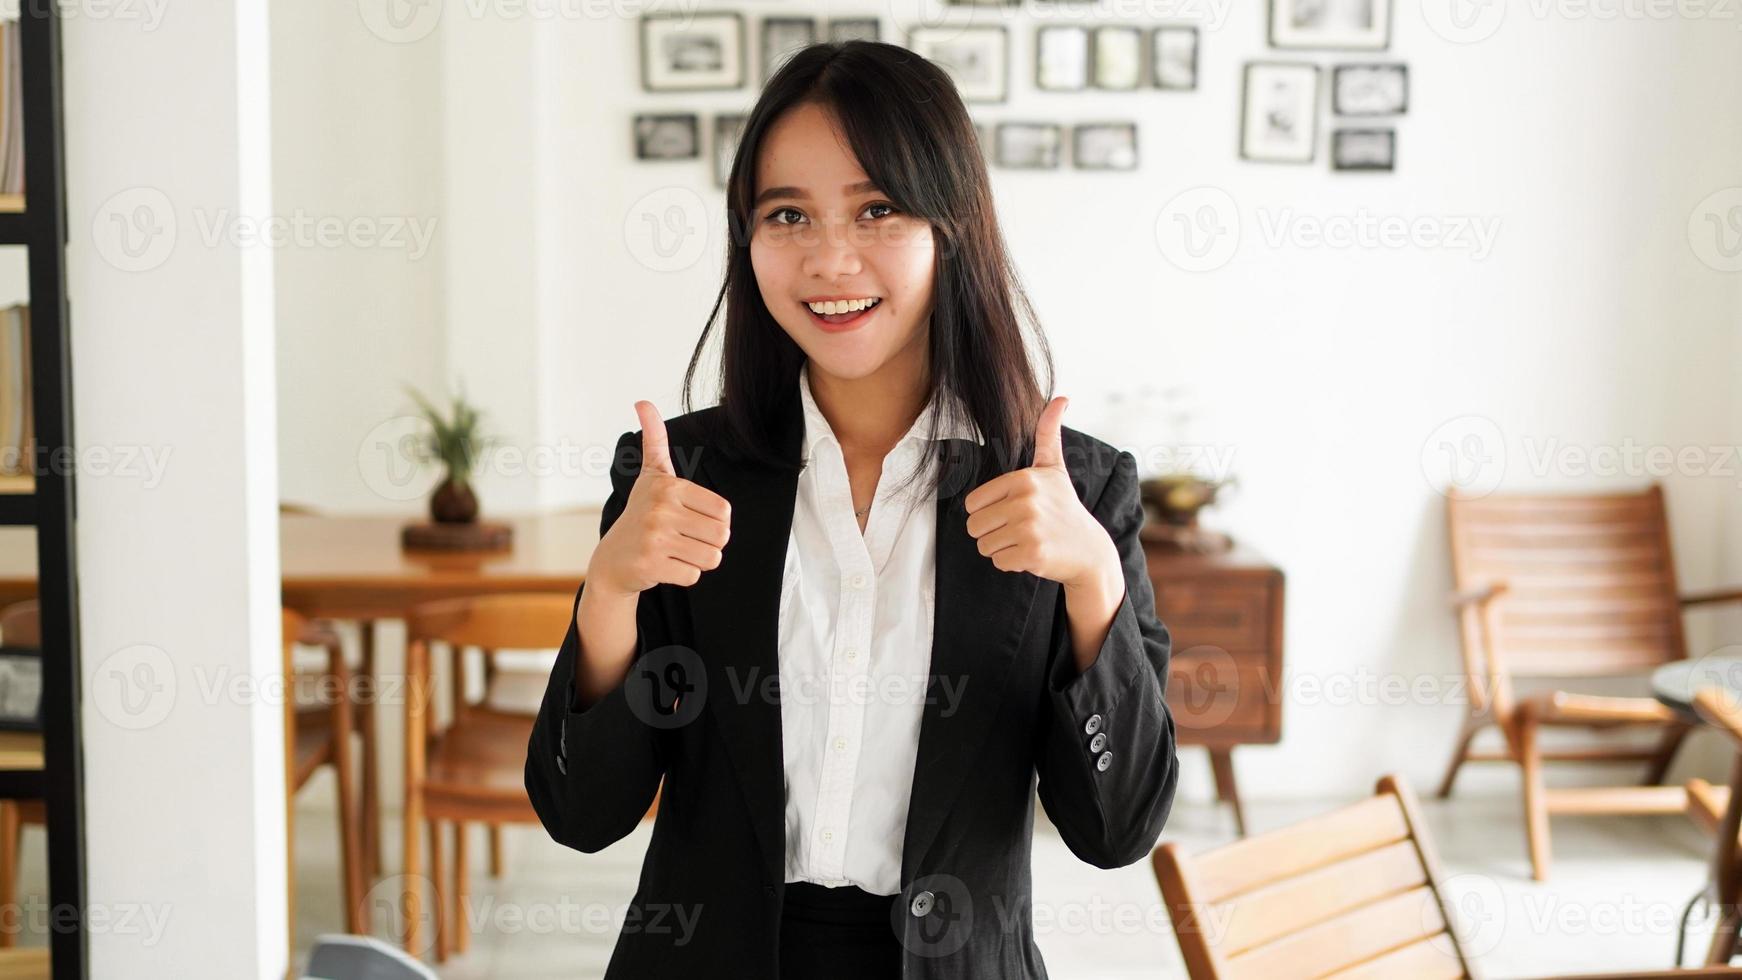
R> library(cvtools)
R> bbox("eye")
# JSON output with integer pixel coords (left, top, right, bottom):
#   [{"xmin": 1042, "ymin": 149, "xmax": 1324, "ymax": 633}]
[
  {"xmin": 765, "ymin": 207, "xmax": 805, "ymax": 226},
  {"xmin": 863, "ymin": 202, "xmax": 898, "ymax": 220}
]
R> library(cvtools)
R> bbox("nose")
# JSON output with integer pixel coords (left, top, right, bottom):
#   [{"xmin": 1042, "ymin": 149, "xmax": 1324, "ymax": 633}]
[{"xmin": 800, "ymin": 219, "xmax": 863, "ymax": 282}]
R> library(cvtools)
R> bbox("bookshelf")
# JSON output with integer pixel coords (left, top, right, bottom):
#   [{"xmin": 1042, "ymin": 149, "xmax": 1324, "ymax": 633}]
[{"xmin": 0, "ymin": 4, "xmax": 80, "ymax": 980}]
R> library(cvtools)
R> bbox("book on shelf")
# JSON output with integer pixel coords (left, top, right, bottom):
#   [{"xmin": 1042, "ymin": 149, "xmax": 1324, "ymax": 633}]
[{"xmin": 0, "ymin": 304, "xmax": 30, "ymax": 477}]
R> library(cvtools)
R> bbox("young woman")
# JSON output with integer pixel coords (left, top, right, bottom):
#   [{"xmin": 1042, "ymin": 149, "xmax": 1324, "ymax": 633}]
[{"xmin": 527, "ymin": 40, "xmax": 1178, "ymax": 980}]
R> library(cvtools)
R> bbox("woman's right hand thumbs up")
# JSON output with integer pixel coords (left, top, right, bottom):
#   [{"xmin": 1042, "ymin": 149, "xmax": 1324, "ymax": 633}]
[{"xmin": 586, "ymin": 400, "xmax": 733, "ymax": 598}]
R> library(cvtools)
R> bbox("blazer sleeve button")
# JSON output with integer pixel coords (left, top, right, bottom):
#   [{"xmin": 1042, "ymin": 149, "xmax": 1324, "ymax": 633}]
[
  {"xmin": 910, "ymin": 890, "xmax": 935, "ymax": 917},
  {"xmin": 1096, "ymin": 750, "xmax": 1113, "ymax": 772},
  {"xmin": 1089, "ymin": 732, "xmax": 1107, "ymax": 753},
  {"xmin": 1084, "ymin": 713, "xmax": 1103, "ymax": 736}
]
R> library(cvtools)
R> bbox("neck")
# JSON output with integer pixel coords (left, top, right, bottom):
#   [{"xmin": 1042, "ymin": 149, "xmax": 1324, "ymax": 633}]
[{"xmin": 807, "ymin": 358, "xmax": 930, "ymax": 457}]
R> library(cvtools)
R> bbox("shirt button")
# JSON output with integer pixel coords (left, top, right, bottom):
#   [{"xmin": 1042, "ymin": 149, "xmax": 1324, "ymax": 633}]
[
  {"xmin": 850, "ymin": 573, "xmax": 867, "ymax": 589},
  {"xmin": 822, "ymin": 830, "xmax": 834, "ymax": 842},
  {"xmin": 1096, "ymin": 750, "xmax": 1113, "ymax": 772},
  {"xmin": 1084, "ymin": 713, "xmax": 1103, "ymax": 736},
  {"xmin": 844, "ymin": 649, "xmax": 859, "ymax": 663},
  {"xmin": 1089, "ymin": 732, "xmax": 1107, "ymax": 753},
  {"xmin": 833, "ymin": 737, "xmax": 848, "ymax": 751},
  {"xmin": 910, "ymin": 890, "xmax": 935, "ymax": 917}
]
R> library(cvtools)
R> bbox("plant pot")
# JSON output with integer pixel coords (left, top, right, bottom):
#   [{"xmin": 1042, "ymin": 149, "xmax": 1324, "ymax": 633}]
[{"xmin": 430, "ymin": 476, "xmax": 479, "ymax": 524}]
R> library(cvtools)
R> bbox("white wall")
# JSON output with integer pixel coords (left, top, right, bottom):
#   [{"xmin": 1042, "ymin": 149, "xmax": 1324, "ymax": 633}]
[
  {"xmin": 274, "ymin": 2, "xmax": 1742, "ymax": 799},
  {"xmin": 67, "ymin": 0, "xmax": 286, "ymax": 976}
]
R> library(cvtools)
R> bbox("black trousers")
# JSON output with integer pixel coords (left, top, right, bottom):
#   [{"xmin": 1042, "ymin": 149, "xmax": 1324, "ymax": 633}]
[{"xmin": 778, "ymin": 881, "xmax": 903, "ymax": 980}]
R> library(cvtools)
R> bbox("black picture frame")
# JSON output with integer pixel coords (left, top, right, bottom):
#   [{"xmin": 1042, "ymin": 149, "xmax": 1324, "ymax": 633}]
[
  {"xmin": 1034, "ymin": 25, "xmax": 1090, "ymax": 92},
  {"xmin": 1268, "ymin": 0, "xmax": 1392, "ymax": 50},
  {"xmin": 908, "ymin": 26, "xmax": 1009, "ymax": 104},
  {"xmin": 633, "ymin": 113, "xmax": 701, "ymax": 161},
  {"xmin": 1331, "ymin": 128, "xmax": 1396, "ymax": 171},
  {"xmin": 762, "ymin": 17, "xmax": 817, "ymax": 83},
  {"xmin": 714, "ymin": 114, "xmax": 748, "ymax": 189},
  {"xmin": 640, "ymin": 11, "xmax": 746, "ymax": 92},
  {"xmin": 1091, "ymin": 26, "xmax": 1144, "ymax": 91},
  {"xmin": 1073, "ymin": 123, "xmax": 1139, "ymax": 171},
  {"xmin": 1152, "ymin": 26, "xmax": 1199, "ymax": 91},
  {"xmin": 994, "ymin": 122, "xmax": 1063, "ymax": 169},
  {"xmin": 1332, "ymin": 63, "xmax": 1409, "ymax": 116},
  {"xmin": 828, "ymin": 18, "xmax": 881, "ymax": 43},
  {"xmin": 1239, "ymin": 61, "xmax": 1321, "ymax": 164}
]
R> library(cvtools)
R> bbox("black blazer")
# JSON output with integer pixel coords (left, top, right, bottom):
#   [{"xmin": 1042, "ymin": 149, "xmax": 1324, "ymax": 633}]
[{"xmin": 525, "ymin": 392, "xmax": 1179, "ymax": 979}]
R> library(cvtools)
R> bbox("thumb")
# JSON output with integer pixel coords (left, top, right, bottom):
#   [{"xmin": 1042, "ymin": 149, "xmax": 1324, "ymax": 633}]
[
  {"xmin": 1033, "ymin": 395, "xmax": 1067, "ymax": 470},
  {"xmin": 635, "ymin": 400, "xmax": 675, "ymax": 477}
]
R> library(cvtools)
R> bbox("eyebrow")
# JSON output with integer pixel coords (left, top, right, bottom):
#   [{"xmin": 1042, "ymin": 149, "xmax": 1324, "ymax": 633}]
[{"xmin": 753, "ymin": 179, "xmax": 882, "ymax": 208}]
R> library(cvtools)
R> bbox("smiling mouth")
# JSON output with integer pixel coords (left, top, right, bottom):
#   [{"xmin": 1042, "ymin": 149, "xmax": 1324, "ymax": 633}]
[{"xmin": 804, "ymin": 297, "xmax": 882, "ymax": 328}]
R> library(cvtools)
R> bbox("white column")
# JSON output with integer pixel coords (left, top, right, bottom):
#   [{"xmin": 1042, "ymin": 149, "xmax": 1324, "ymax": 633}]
[{"xmin": 64, "ymin": 0, "xmax": 286, "ymax": 976}]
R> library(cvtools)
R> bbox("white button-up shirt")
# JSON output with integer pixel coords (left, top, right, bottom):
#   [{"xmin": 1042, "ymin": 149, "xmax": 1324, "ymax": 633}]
[{"xmin": 779, "ymin": 362, "xmax": 981, "ymax": 896}]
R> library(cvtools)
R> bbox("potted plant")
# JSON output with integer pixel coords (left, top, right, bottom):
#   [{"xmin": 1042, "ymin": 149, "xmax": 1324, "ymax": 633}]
[{"xmin": 404, "ymin": 382, "xmax": 494, "ymax": 524}]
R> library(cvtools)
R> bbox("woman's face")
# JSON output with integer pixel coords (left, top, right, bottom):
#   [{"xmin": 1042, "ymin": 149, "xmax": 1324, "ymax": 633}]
[{"xmin": 749, "ymin": 101, "xmax": 938, "ymax": 384}]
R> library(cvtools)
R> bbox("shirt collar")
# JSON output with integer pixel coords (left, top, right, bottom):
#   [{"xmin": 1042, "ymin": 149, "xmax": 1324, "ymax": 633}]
[{"xmin": 798, "ymin": 361, "xmax": 982, "ymax": 456}]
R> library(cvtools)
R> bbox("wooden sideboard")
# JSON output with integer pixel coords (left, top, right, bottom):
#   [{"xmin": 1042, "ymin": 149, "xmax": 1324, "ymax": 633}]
[{"xmin": 1144, "ymin": 540, "xmax": 1284, "ymax": 836}]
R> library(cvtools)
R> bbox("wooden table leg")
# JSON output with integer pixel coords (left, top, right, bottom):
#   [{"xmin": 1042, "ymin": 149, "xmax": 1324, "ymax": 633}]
[
  {"xmin": 1706, "ymin": 750, "xmax": 1742, "ymax": 964},
  {"xmin": 1209, "ymin": 749, "xmax": 1247, "ymax": 837}
]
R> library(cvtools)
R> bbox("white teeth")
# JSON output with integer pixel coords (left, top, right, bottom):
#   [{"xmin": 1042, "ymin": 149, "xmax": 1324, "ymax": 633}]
[{"xmin": 807, "ymin": 297, "xmax": 880, "ymax": 315}]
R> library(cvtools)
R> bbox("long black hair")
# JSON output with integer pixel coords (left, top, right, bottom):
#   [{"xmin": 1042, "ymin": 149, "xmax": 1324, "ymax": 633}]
[{"xmin": 682, "ymin": 39, "xmax": 1055, "ymax": 502}]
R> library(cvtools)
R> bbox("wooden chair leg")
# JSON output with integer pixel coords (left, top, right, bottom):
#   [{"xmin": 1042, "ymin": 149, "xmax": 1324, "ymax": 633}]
[
  {"xmin": 329, "ymin": 649, "xmax": 365, "ymax": 935},
  {"xmin": 454, "ymin": 822, "xmax": 470, "ymax": 955},
  {"xmin": 1208, "ymin": 749, "xmax": 1247, "ymax": 837},
  {"xmin": 0, "ymin": 801, "xmax": 19, "ymax": 948},
  {"xmin": 489, "ymin": 825, "xmax": 504, "ymax": 878},
  {"xmin": 359, "ymin": 621, "xmax": 381, "ymax": 882},
  {"xmin": 1438, "ymin": 715, "xmax": 1484, "ymax": 799},
  {"xmin": 429, "ymin": 818, "xmax": 449, "ymax": 963},
  {"xmin": 1642, "ymin": 722, "xmax": 1692, "ymax": 787},
  {"xmin": 1516, "ymin": 707, "xmax": 1552, "ymax": 881}
]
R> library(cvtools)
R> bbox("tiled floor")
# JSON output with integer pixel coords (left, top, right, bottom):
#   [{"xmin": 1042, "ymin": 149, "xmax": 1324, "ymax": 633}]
[{"xmin": 280, "ymin": 781, "xmax": 1722, "ymax": 979}]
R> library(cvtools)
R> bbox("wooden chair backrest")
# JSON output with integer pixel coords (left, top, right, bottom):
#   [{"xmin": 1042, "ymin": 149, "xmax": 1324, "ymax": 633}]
[
  {"xmin": 1447, "ymin": 485, "xmax": 1685, "ymax": 678},
  {"xmin": 0, "ymin": 600, "xmax": 39, "ymax": 648},
  {"xmin": 1153, "ymin": 774, "xmax": 1474, "ymax": 980},
  {"xmin": 407, "ymin": 593, "xmax": 575, "ymax": 651}
]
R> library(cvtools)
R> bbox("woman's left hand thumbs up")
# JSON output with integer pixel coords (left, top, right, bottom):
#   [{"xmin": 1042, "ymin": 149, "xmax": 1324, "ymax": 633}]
[{"xmin": 964, "ymin": 396, "xmax": 1120, "ymax": 592}]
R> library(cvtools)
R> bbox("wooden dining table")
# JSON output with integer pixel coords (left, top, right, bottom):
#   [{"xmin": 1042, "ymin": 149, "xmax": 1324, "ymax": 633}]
[{"xmin": 0, "ymin": 510, "xmax": 605, "ymax": 887}]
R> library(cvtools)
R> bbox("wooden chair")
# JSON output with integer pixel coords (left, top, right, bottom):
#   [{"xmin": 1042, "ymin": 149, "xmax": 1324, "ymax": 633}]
[
  {"xmin": 1152, "ymin": 772, "xmax": 1742, "ymax": 979},
  {"xmin": 1685, "ymin": 687, "xmax": 1742, "ymax": 965},
  {"xmin": 1438, "ymin": 485, "xmax": 1742, "ymax": 880},
  {"xmin": 282, "ymin": 608, "xmax": 366, "ymax": 947},
  {"xmin": 0, "ymin": 601, "xmax": 42, "ymax": 949},
  {"xmin": 399, "ymin": 593, "xmax": 577, "ymax": 962}
]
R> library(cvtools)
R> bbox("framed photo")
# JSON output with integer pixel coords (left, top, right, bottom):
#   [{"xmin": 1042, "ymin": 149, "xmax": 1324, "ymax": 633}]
[
  {"xmin": 1092, "ymin": 27, "xmax": 1143, "ymax": 90},
  {"xmin": 995, "ymin": 123, "xmax": 1063, "ymax": 169},
  {"xmin": 829, "ymin": 18, "xmax": 881, "ymax": 43},
  {"xmin": 1269, "ymin": 0, "xmax": 1391, "ymax": 50},
  {"xmin": 1332, "ymin": 63, "xmax": 1407, "ymax": 115},
  {"xmin": 1035, "ymin": 26, "xmax": 1090, "ymax": 92},
  {"xmin": 1152, "ymin": 26, "xmax": 1198, "ymax": 91},
  {"xmin": 909, "ymin": 26, "xmax": 1008, "ymax": 103},
  {"xmin": 714, "ymin": 114, "xmax": 747, "ymax": 188},
  {"xmin": 641, "ymin": 12, "xmax": 746, "ymax": 92},
  {"xmin": 1332, "ymin": 128, "xmax": 1395, "ymax": 171},
  {"xmin": 1073, "ymin": 123, "xmax": 1138, "ymax": 170},
  {"xmin": 0, "ymin": 648, "xmax": 41, "ymax": 732},
  {"xmin": 634, "ymin": 114, "xmax": 700, "ymax": 161},
  {"xmin": 762, "ymin": 17, "xmax": 816, "ymax": 82},
  {"xmin": 1240, "ymin": 62, "xmax": 1320, "ymax": 163}
]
